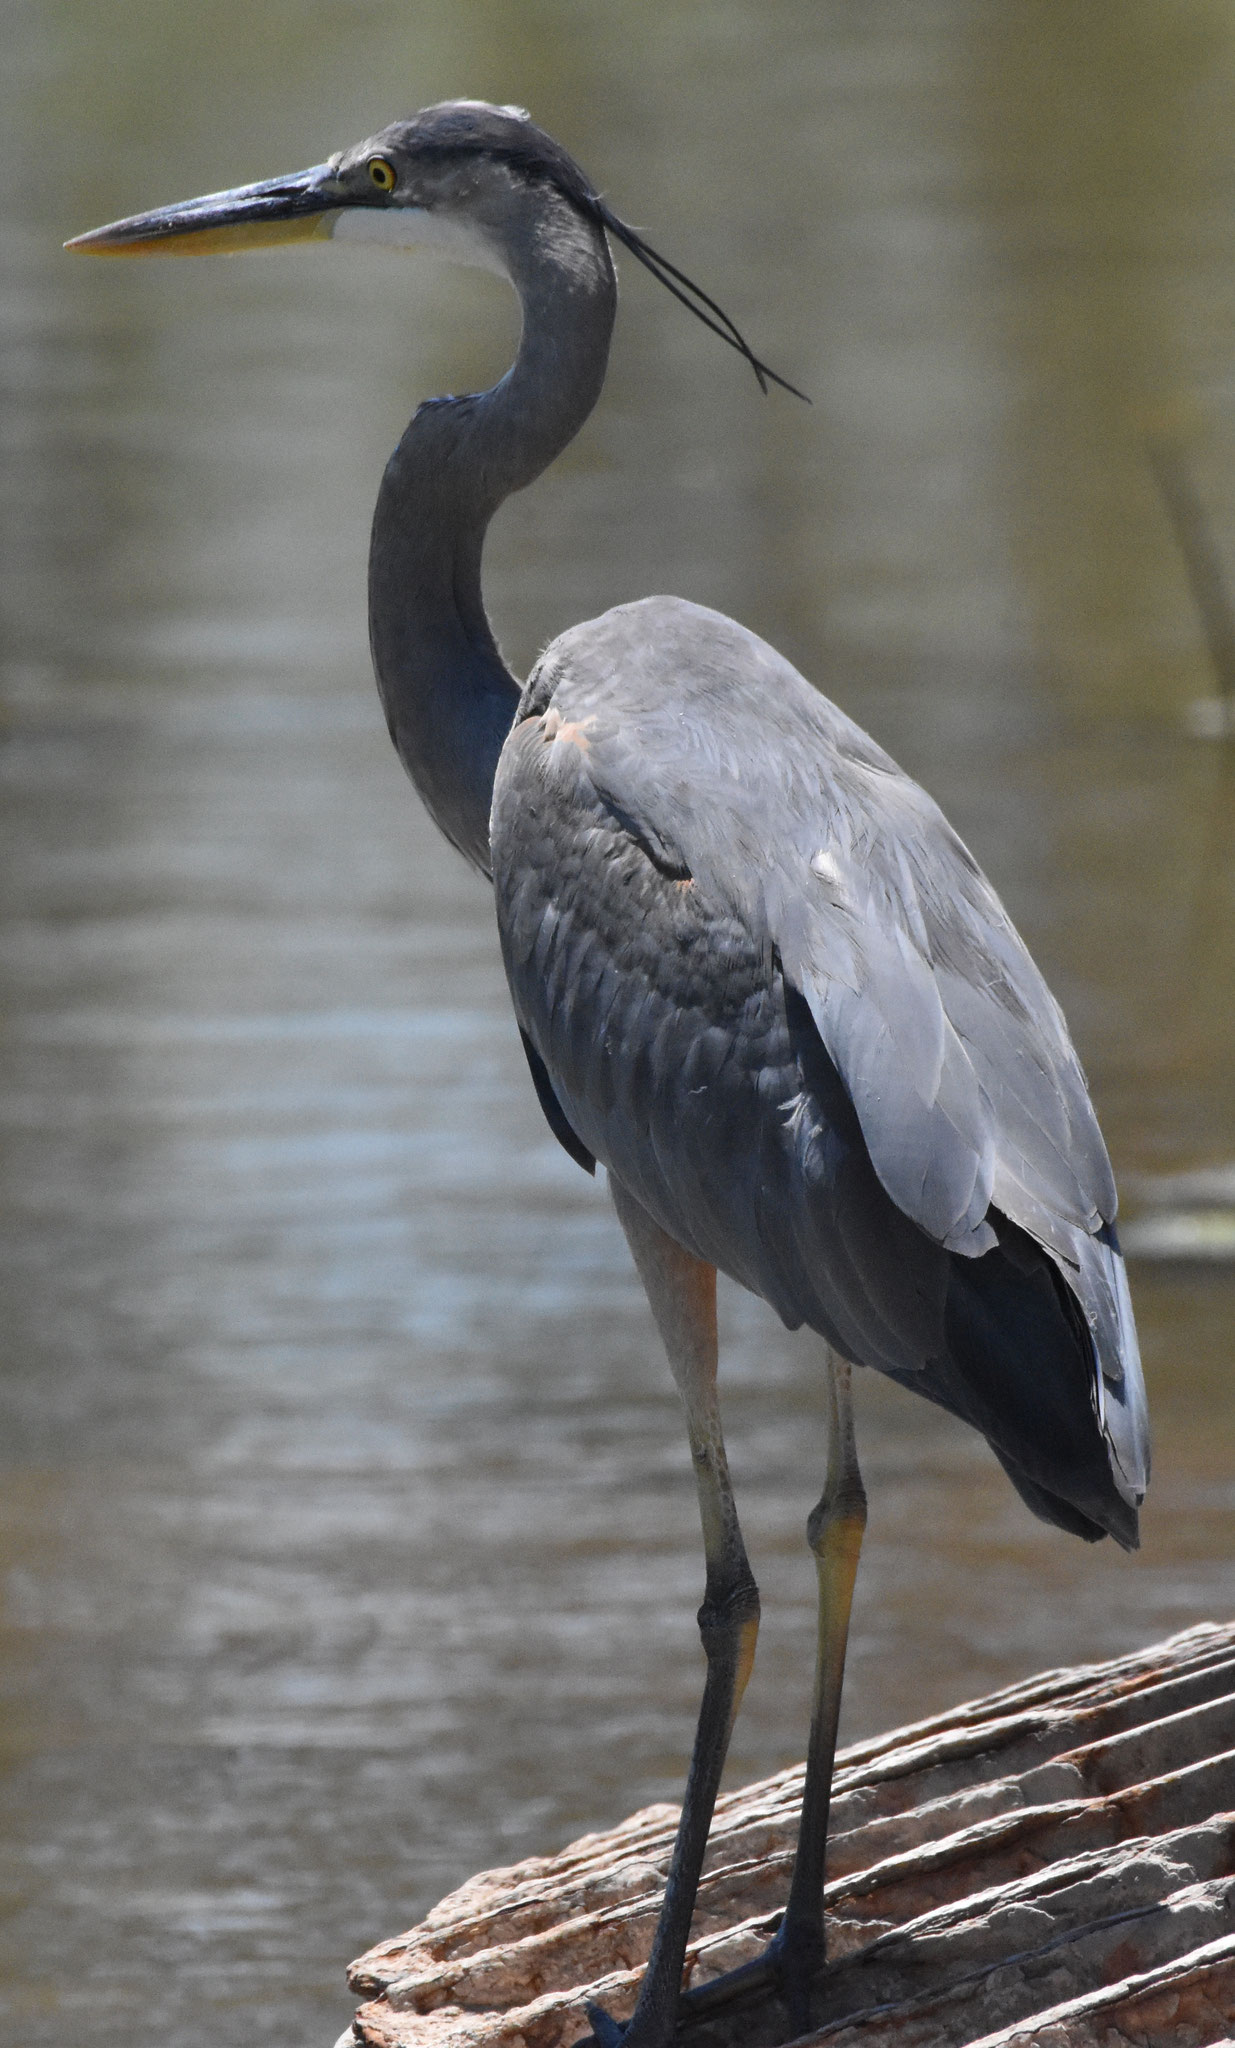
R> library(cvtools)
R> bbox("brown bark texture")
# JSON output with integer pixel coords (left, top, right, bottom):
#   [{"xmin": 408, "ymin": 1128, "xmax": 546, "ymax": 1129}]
[{"xmin": 339, "ymin": 1621, "xmax": 1235, "ymax": 2048}]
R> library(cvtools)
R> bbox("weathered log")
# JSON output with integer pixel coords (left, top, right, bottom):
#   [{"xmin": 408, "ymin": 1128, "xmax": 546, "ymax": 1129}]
[{"xmin": 338, "ymin": 1622, "xmax": 1235, "ymax": 2048}]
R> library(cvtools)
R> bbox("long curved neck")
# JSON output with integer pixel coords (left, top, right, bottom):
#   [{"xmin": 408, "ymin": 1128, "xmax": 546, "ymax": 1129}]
[{"xmin": 369, "ymin": 190, "xmax": 616, "ymax": 874}]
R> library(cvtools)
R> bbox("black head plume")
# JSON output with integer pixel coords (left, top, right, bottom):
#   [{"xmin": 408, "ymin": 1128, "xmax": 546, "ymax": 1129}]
[
  {"xmin": 394, "ymin": 102, "xmax": 811, "ymax": 403},
  {"xmin": 589, "ymin": 202, "xmax": 809, "ymax": 402}
]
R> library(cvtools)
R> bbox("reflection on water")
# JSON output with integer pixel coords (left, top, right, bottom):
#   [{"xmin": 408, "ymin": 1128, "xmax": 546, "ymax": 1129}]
[{"xmin": 3, "ymin": 4, "xmax": 1234, "ymax": 2045}]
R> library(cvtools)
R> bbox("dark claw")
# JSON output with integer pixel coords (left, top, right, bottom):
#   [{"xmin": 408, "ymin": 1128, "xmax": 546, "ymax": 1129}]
[
  {"xmin": 579, "ymin": 1999, "xmax": 630, "ymax": 2047},
  {"xmin": 677, "ymin": 1933, "xmax": 781, "ymax": 2022}
]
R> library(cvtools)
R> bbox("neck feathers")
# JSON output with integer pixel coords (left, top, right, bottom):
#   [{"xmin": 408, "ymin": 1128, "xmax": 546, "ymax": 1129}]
[{"xmin": 368, "ymin": 185, "xmax": 616, "ymax": 873}]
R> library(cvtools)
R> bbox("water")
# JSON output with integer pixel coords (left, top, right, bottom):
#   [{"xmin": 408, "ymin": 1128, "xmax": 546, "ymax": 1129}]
[{"xmin": 2, "ymin": 4, "xmax": 1234, "ymax": 2043}]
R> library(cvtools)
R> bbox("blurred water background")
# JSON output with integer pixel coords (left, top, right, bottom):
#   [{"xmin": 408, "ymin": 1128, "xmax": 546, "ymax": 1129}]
[{"xmin": 3, "ymin": 3, "xmax": 1235, "ymax": 2043}]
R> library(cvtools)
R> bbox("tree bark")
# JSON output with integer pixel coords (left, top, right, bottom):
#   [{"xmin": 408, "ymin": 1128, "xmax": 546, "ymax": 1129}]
[{"xmin": 339, "ymin": 1621, "xmax": 1235, "ymax": 2048}]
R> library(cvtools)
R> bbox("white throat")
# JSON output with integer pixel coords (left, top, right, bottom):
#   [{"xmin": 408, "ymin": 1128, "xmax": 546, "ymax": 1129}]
[{"xmin": 329, "ymin": 205, "xmax": 510, "ymax": 279}]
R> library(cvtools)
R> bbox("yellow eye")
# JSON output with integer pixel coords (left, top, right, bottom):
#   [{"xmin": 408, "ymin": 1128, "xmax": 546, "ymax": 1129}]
[{"xmin": 368, "ymin": 157, "xmax": 397, "ymax": 193}]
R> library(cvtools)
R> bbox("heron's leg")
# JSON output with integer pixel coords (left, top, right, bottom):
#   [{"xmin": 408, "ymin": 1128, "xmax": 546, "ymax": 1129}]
[
  {"xmin": 585, "ymin": 1176, "xmax": 760, "ymax": 2048},
  {"xmin": 777, "ymin": 1351, "xmax": 866, "ymax": 2026},
  {"xmin": 679, "ymin": 1350, "xmax": 865, "ymax": 2036}
]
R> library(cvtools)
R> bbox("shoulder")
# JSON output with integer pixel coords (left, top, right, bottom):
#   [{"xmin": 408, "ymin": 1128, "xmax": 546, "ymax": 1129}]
[
  {"xmin": 521, "ymin": 596, "xmax": 870, "ymax": 748},
  {"xmin": 502, "ymin": 596, "xmax": 894, "ymax": 814},
  {"xmin": 491, "ymin": 596, "xmax": 935, "ymax": 928}
]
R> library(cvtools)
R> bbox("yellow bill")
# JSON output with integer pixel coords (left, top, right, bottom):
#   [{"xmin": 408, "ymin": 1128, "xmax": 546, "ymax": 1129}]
[{"xmin": 65, "ymin": 165, "xmax": 342, "ymax": 257}]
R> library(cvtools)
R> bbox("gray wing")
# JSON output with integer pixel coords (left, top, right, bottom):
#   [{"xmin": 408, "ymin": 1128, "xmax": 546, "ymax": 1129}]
[
  {"xmin": 762, "ymin": 750, "xmax": 1147, "ymax": 1506},
  {"xmin": 491, "ymin": 596, "xmax": 1148, "ymax": 1504}
]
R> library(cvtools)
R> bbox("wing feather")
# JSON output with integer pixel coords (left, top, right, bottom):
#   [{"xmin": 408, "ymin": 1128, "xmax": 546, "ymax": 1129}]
[{"xmin": 491, "ymin": 597, "xmax": 1148, "ymax": 1506}]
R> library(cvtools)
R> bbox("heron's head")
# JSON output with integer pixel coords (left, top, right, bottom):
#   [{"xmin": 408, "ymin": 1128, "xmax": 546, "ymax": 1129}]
[
  {"xmin": 66, "ymin": 102, "xmax": 596, "ymax": 279},
  {"xmin": 66, "ymin": 99, "xmax": 805, "ymax": 397}
]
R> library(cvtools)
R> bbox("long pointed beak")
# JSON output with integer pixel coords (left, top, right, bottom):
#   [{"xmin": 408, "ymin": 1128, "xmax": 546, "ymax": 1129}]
[{"xmin": 65, "ymin": 164, "xmax": 344, "ymax": 257}]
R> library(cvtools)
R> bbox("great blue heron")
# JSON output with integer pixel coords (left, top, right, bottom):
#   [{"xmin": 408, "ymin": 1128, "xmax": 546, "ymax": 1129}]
[{"xmin": 69, "ymin": 100, "xmax": 1150, "ymax": 2048}]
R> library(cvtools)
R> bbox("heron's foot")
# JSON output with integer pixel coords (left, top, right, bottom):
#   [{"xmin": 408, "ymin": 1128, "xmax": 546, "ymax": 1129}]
[
  {"xmin": 573, "ymin": 1922, "xmax": 823, "ymax": 2047},
  {"xmin": 579, "ymin": 2002, "xmax": 625, "ymax": 2048},
  {"xmin": 574, "ymin": 1995, "xmax": 672, "ymax": 2048},
  {"xmin": 679, "ymin": 1919, "xmax": 824, "ymax": 2037}
]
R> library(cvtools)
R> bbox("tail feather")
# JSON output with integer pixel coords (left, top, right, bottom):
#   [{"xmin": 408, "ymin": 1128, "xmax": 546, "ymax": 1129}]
[
  {"xmin": 937, "ymin": 1211, "xmax": 1144, "ymax": 1546},
  {"xmin": 991, "ymin": 1444, "xmax": 1140, "ymax": 1552},
  {"xmin": 1082, "ymin": 1221, "xmax": 1150, "ymax": 1508}
]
